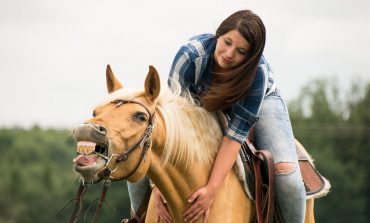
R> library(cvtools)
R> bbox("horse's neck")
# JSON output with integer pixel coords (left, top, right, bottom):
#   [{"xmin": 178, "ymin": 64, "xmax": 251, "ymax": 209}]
[
  {"xmin": 148, "ymin": 118, "xmax": 208, "ymax": 219},
  {"xmin": 147, "ymin": 155, "xmax": 210, "ymax": 220},
  {"xmin": 147, "ymin": 101, "xmax": 220, "ymax": 221}
]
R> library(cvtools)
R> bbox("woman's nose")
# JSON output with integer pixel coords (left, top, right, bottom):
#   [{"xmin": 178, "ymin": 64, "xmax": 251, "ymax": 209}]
[{"xmin": 224, "ymin": 48, "xmax": 234, "ymax": 58}]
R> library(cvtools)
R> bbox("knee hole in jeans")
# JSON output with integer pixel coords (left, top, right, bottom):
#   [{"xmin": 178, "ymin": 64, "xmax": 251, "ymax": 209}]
[{"xmin": 275, "ymin": 162, "xmax": 297, "ymax": 175}]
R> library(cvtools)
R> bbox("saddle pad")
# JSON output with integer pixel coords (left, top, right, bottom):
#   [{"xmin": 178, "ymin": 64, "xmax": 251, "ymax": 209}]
[
  {"xmin": 300, "ymin": 161, "xmax": 325, "ymax": 195},
  {"xmin": 295, "ymin": 140, "xmax": 331, "ymax": 199}
]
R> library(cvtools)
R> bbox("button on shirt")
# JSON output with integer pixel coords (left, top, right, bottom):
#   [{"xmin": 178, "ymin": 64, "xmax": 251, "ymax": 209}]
[{"xmin": 168, "ymin": 34, "xmax": 276, "ymax": 144}]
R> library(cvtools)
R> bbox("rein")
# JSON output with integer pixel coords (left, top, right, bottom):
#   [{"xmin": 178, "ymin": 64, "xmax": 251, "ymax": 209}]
[{"xmin": 65, "ymin": 99, "xmax": 155, "ymax": 223}]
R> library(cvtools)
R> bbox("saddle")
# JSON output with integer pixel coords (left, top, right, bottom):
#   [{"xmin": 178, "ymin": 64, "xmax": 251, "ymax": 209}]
[
  {"xmin": 236, "ymin": 128, "xmax": 331, "ymax": 223},
  {"xmin": 240, "ymin": 136, "xmax": 279, "ymax": 223}
]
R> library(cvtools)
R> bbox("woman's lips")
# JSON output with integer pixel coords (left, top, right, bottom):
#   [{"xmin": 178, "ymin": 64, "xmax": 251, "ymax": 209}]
[{"xmin": 222, "ymin": 56, "xmax": 233, "ymax": 64}]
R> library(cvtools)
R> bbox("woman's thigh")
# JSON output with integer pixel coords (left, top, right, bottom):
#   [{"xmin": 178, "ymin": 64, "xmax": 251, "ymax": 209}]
[{"xmin": 254, "ymin": 92, "xmax": 298, "ymax": 164}]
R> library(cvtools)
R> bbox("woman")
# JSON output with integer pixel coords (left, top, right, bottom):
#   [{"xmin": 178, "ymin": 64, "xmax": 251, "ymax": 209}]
[{"xmin": 128, "ymin": 9, "xmax": 306, "ymax": 223}]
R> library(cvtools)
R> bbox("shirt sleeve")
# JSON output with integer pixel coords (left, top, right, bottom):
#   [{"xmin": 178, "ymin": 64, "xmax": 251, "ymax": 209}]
[
  {"xmin": 224, "ymin": 67, "xmax": 266, "ymax": 144},
  {"xmin": 167, "ymin": 46, "xmax": 196, "ymax": 93}
]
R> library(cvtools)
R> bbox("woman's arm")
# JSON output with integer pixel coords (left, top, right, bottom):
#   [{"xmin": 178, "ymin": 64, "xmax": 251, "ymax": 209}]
[
  {"xmin": 183, "ymin": 136, "xmax": 241, "ymax": 222},
  {"xmin": 168, "ymin": 46, "xmax": 196, "ymax": 92},
  {"xmin": 153, "ymin": 187, "xmax": 172, "ymax": 223}
]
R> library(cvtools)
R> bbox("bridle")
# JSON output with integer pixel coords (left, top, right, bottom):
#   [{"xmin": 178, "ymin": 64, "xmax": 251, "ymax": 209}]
[
  {"xmin": 61, "ymin": 99, "xmax": 156, "ymax": 223},
  {"xmin": 97, "ymin": 99, "xmax": 156, "ymax": 181}
]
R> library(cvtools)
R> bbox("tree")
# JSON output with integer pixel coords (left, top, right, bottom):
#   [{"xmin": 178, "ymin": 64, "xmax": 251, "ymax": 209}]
[
  {"xmin": 0, "ymin": 127, "xmax": 131, "ymax": 223},
  {"xmin": 288, "ymin": 78, "xmax": 370, "ymax": 223}
]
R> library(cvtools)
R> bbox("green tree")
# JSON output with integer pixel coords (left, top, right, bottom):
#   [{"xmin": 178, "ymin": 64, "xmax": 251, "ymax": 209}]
[
  {"xmin": 0, "ymin": 127, "xmax": 131, "ymax": 223},
  {"xmin": 289, "ymin": 78, "xmax": 370, "ymax": 223}
]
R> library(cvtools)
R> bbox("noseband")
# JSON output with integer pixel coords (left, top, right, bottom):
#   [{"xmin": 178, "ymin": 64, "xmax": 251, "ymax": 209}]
[
  {"xmin": 63, "ymin": 99, "xmax": 155, "ymax": 223},
  {"xmin": 98, "ymin": 99, "xmax": 156, "ymax": 181}
]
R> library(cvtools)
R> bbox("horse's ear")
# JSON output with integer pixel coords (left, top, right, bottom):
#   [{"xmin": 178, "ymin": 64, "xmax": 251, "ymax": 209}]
[
  {"xmin": 106, "ymin": 64, "xmax": 123, "ymax": 93},
  {"xmin": 144, "ymin": 65, "xmax": 161, "ymax": 102}
]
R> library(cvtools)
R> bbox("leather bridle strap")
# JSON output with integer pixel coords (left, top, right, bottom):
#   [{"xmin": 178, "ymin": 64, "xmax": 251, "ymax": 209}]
[
  {"xmin": 92, "ymin": 180, "xmax": 111, "ymax": 223},
  {"xmin": 67, "ymin": 181, "xmax": 88, "ymax": 223},
  {"xmin": 99, "ymin": 99, "xmax": 155, "ymax": 181}
]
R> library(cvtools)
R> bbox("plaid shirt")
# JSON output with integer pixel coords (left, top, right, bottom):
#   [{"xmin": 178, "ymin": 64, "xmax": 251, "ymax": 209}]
[{"xmin": 168, "ymin": 34, "xmax": 276, "ymax": 144}]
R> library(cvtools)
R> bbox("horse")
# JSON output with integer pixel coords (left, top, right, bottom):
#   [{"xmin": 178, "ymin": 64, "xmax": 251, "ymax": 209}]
[{"xmin": 72, "ymin": 65, "xmax": 315, "ymax": 222}]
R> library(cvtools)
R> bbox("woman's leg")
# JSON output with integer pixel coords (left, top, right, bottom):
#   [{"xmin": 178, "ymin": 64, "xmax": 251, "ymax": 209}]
[
  {"xmin": 127, "ymin": 176, "xmax": 151, "ymax": 214},
  {"xmin": 254, "ymin": 90, "xmax": 306, "ymax": 223}
]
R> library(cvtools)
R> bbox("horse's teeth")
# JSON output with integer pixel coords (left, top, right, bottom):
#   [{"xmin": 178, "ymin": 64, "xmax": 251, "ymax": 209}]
[
  {"xmin": 77, "ymin": 141, "xmax": 96, "ymax": 147},
  {"xmin": 77, "ymin": 141, "xmax": 96, "ymax": 154}
]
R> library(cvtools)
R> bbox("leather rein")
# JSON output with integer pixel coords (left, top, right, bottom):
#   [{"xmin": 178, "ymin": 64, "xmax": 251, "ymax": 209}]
[{"xmin": 63, "ymin": 99, "xmax": 155, "ymax": 223}]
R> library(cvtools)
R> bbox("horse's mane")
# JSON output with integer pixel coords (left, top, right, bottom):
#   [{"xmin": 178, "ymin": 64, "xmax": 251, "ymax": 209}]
[
  {"xmin": 156, "ymin": 81, "xmax": 223, "ymax": 168},
  {"xmin": 101, "ymin": 82, "xmax": 223, "ymax": 169}
]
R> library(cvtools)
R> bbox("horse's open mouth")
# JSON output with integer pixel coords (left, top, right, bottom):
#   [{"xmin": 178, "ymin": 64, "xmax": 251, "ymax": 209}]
[{"xmin": 73, "ymin": 141, "xmax": 109, "ymax": 180}]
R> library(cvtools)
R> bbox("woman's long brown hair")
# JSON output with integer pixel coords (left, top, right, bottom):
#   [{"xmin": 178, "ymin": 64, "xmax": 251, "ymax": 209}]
[{"xmin": 202, "ymin": 10, "xmax": 266, "ymax": 111}]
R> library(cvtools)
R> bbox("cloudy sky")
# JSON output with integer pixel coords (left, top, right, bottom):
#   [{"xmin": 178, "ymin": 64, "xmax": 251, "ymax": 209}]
[{"xmin": 1, "ymin": 0, "xmax": 369, "ymax": 128}]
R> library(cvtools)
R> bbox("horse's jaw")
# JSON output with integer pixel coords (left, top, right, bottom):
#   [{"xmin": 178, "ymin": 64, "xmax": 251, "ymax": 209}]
[
  {"xmin": 73, "ymin": 155, "xmax": 106, "ymax": 182},
  {"xmin": 73, "ymin": 141, "xmax": 108, "ymax": 182}
]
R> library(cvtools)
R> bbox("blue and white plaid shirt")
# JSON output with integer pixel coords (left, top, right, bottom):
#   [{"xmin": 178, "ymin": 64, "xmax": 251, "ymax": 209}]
[{"xmin": 168, "ymin": 34, "xmax": 276, "ymax": 144}]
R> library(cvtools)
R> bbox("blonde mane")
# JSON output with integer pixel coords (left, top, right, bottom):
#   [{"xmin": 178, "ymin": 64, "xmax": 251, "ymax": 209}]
[
  {"xmin": 156, "ymin": 82, "xmax": 223, "ymax": 168},
  {"xmin": 101, "ymin": 83, "xmax": 223, "ymax": 169}
]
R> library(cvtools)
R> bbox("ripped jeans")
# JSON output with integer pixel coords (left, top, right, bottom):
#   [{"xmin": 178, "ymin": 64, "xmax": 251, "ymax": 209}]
[
  {"xmin": 127, "ymin": 89, "xmax": 306, "ymax": 223},
  {"xmin": 254, "ymin": 89, "xmax": 306, "ymax": 223}
]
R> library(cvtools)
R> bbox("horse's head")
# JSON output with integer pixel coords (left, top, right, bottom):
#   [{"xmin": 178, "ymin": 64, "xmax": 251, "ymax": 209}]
[{"xmin": 72, "ymin": 65, "xmax": 161, "ymax": 183}]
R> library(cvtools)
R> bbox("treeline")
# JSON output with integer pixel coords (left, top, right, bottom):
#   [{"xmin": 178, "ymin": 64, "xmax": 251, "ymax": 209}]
[
  {"xmin": 0, "ymin": 127, "xmax": 131, "ymax": 223},
  {"xmin": 0, "ymin": 78, "xmax": 369, "ymax": 222},
  {"xmin": 289, "ymin": 78, "xmax": 370, "ymax": 223}
]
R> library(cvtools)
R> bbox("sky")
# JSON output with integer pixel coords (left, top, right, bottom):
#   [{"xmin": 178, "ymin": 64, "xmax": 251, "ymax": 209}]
[{"xmin": 0, "ymin": 0, "xmax": 369, "ymax": 128}]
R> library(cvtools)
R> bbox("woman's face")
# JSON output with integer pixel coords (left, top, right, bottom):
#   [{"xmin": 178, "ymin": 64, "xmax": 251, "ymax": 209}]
[{"xmin": 214, "ymin": 29, "xmax": 250, "ymax": 71}]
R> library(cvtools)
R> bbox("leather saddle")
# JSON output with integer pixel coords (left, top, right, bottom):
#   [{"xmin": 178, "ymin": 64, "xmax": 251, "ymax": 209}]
[{"xmin": 238, "ymin": 128, "xmax": 331, "ymax": 223}]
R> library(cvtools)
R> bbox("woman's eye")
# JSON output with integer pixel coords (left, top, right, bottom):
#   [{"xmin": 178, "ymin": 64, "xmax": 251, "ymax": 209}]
[
  {"xmin": 238, "ymin": 49, "xmax": 247, "ymax": 55},
  {"xmin": 224, "ymin": 40, "xmax": 231, "ymax": 45}
]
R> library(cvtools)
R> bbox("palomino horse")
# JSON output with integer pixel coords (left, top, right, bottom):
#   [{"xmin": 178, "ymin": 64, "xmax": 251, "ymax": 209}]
[{"xmin": 72, "ymin": 65, "xmax": 315, "ymax": 222}]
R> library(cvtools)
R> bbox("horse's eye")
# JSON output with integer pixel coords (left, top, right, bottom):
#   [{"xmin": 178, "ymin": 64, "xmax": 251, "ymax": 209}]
[
  {"xmin": 133, "ymin": 112, "xmax": 148, "ymax": 122},
  {"xmin": 92, "ymin": 110, "xmax": 96, "ymax": 117}
]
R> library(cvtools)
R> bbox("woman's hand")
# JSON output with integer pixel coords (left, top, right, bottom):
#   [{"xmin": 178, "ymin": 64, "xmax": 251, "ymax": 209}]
[
  {"xmin": 183, "ymin": 137, "xmax": 241, "ymax": 223},
  {"xmin": 153, "ymin": 187, "xmax": 172, "ymax": 223},
  {"xmin": 183, "ymin": 185, "xmax": 216, "ymax": 223}
]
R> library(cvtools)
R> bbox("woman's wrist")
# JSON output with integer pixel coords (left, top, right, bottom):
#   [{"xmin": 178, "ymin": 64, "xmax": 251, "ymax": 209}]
[
  {"xmin": 206, "ymin": 181, "xmax": 219, "ymax": 196},
  {"xmin": 206, "ymin": 137, "xmax": 241, "ymax": 195},
  {"xmin": 153, "ymin": 187, "xmax": 161, "ymax": 203}
]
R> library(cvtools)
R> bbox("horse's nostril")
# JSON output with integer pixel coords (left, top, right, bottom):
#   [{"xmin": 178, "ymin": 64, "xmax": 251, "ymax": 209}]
[{"xmin": 98, "ymin": 126, "xmax": 107, "ymax": 134}]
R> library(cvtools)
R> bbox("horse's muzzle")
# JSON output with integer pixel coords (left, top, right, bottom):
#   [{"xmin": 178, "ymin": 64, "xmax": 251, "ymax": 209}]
[
  {"xmin": 72, "ymin": 123, "xmax": 110, "ymax": 181},
  {"xmin": 73, "ymin": 123, "xmax": 108, "ymax": 145}
]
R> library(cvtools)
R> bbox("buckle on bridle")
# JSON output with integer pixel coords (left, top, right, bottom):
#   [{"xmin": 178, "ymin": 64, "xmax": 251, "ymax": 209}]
[{"xmin": 106, "ymin": 154, "xmax": 120, "ymax": 174}]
